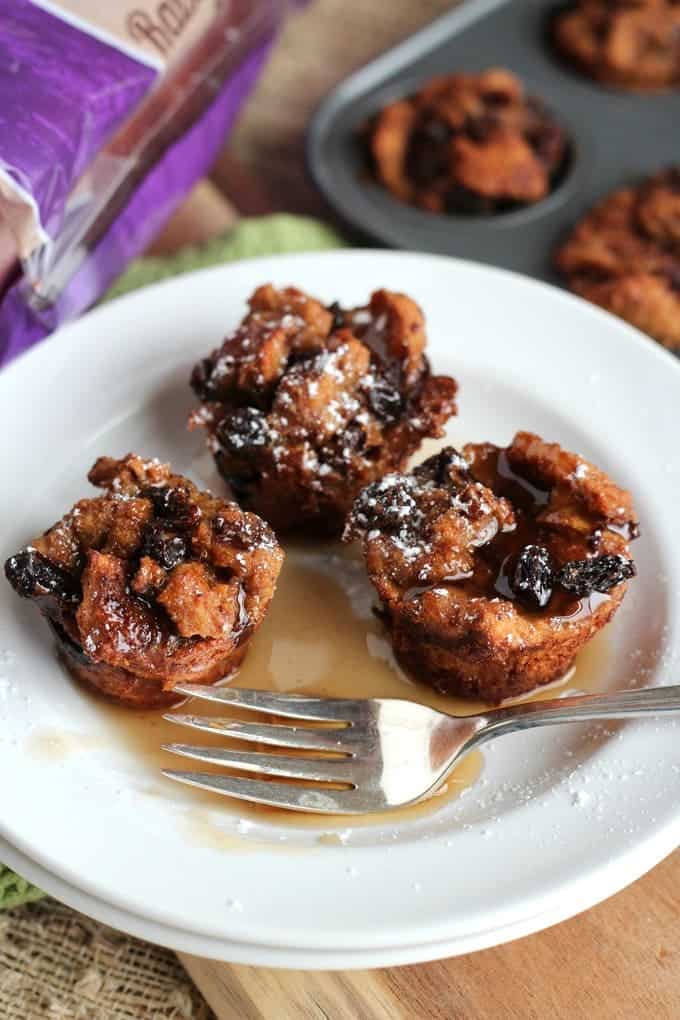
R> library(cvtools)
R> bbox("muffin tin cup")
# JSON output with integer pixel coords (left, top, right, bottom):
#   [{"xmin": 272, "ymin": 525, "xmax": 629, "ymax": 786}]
[{"xmin": 307, "ymin": 0, "xmax": 680, "ymax": 282}]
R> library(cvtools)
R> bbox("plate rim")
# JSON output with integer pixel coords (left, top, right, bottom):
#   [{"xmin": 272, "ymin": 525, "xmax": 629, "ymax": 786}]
[{"xmin": 2, "ymin": 826, "xmax": 677, "ymax": 968}]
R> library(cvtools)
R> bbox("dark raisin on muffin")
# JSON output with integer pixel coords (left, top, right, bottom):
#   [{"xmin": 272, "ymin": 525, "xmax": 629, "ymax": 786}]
[
  {"xmin": 189, "ymin": 284, "xmax": 458, "ymax": 535},
  {"xmin": 4, "ymin": 454, "xmax": 283, "ymax": 708},
  {"xmin": 553, "ymin": 0, "xmax": 680, "ymax": 92},
  {"xmin": 345, "ymin": 433, "xmax": 638, "ymax": 702},
  {"xmin": 556, "ymin": 167, "xmax": 680, "ymax": 350},
  {"xmin": 364, "ymin": 68, "xmax": 569, "ymax": 214}
]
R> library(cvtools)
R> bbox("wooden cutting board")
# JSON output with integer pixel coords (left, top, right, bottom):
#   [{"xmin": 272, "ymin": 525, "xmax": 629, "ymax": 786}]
[{"xmin": 179, "ymin": 849, "xmax": 680, "ymax": 1020}]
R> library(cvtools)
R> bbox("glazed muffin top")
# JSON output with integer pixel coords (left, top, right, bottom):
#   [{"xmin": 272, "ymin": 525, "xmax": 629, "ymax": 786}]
[
  {"xmin": 5, "ymin": 455, "xmax": 283, "ymax": 677},
  {"xmin": 367, "ymin": 68, "xmax": 568, "ymax": 214},
  {"xmin": 557, "ymin": 167, "xmax": 680, "ymax": 274},
  {"xmin": 556, "ymin": 167, "xmax": 680, "ymax": 349},
  {"xmin": 189, "ymin": 284, "xmax": 457, "ymax": 531},
  {"xmin": 345, "ymin": 432, "xmax": 637, "ymax": 637},
  {"xmin": 554, "ymin": 0, "xmax": 680, "ymax": 91}
]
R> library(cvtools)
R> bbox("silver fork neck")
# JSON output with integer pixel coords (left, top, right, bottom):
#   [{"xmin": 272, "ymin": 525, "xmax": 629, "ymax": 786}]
[{"xmin": 471, "ymin": 685, "xmax": 680, "ymax": 745}]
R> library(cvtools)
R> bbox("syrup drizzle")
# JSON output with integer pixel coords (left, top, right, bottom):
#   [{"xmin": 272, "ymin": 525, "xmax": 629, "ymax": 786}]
[
  {"xmin": 390, "ymin": 444, "xmax": 596, "ymax": 620},
  {"xmin": 457, "ymin": 444, "xmax": 608, "ymax": 619}
]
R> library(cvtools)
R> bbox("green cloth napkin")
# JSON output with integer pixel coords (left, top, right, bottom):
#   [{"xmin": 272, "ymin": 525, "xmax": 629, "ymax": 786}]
[{"xmin": 1, "ymin": 213, "xmax": 345, "ymax": 910}]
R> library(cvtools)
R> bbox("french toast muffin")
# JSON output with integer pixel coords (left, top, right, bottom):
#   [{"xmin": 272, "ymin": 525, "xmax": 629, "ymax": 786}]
[
  {"xmin": 345, "ymin": 434, "xmax": 638, "ymax": 702},
  {"xmin": 190, "ymin": 284, "xmax": 458, "ymax": 535},
  {"xmin": 553, "ymin": 0, "xmax": 680, "ymax": 91},
  {"xmin": 365, "ymin": 68, "xmax": 568, "ymax": 214},
  {"xmin": 4, "ymin": 455, "xmax": 283, "ymax": 708},
  {"xmin": 556, "ymin": 167, "xmax": 680, "ymax": 350}
]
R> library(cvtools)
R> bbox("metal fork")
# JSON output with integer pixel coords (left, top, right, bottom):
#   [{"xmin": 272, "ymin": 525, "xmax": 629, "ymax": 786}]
[{"xmin": 161, "ymin": 683, "xmax": 680, "ymax": 814}]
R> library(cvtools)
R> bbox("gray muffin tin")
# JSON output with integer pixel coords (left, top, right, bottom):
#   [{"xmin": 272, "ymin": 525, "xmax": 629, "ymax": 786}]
[{"xmin": 307, "ymin": 0, "xmax": 680, "ymax": 282}]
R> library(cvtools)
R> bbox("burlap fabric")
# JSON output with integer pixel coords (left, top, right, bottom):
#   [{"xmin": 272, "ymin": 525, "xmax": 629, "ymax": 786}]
[{"xmin": 0, "ymin": 900, "xmax": 212, "ymax": 1020}]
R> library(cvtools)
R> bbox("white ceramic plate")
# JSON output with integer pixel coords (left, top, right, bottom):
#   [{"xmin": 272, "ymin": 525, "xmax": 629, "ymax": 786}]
[{"xmin": 1, "ymin": 251, "xmax": 679, "ymax": 969}]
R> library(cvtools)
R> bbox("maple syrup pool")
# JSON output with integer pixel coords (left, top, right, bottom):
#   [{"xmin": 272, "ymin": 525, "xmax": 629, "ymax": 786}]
[{"xmin": 35, "ymin": 540, "xmax": 612, "ymax": 836}]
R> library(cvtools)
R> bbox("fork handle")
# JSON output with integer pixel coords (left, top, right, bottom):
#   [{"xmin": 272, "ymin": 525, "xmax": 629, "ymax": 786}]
[{"xmin": 477, "ymin": 684, "xmax": 680, "ymax": 741}]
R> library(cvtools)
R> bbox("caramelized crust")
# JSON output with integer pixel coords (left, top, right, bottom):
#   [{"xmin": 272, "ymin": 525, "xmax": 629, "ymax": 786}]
[
  {"xmin": 505, "ymin": 432, "xmax": 636, "ymax": 525},
  {"xmin": 190, "ymin": 285, "xmax": 458, "ymax": 535},
  {"xmin": 556, "ymin": 168, "xmax": 680, "ymax": 350},
  {"xmin": 554, "ymin": 0, "xmax": 680, "ymax": 91},
  {"xmin": 345, "ymin": 436, "xmax": 638, "ymax": 701},
  {"xmin": 4, "ymin": 455, "xmax": 283, "ymax": 707},
  {"xmin": 365, "ymin": 68, "xmax": 568, "ymax": 214}
]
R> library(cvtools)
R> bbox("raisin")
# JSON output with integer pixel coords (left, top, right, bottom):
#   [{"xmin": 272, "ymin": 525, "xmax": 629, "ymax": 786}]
[
  {"xmin": 368, "ymin": 377, "xmax": 403, "ymax": 423},
  {"xmin": 142, "ymin": 522, "xmax": 187, "ymax": 570},
  {"xmin": 342, "ymin": 422, "xmax": 368, "ymax": 455},
  {"xmin": 483, "ymin": 89, "xmax": 513, "ymax": 108},
  {"xmin": 557, "ymin": 555, "xmax": 636, "ymax": 597},
  {"xmin": 321, "ymin": 422, "xmax": 368, "ymax": 468},
  {"xmin": 349, "ymin": 475, "xmax": 420, "ymax": 534},
  {"xmin": 578, "ymin": 266, "xmax": 611, "ymax": 285},
  {"xmin": 214, "ymin": 514, "xmax": 254, "ymax": 549},
  {"xmin": 592, "ymin": 15, "xmax": 612, "ymax": 44},
  {"xmin": 406, "ymin": 141, "xmax": 447, "ymax": 187},
  {"xmin": 406, "ymin": 119, "xmax": 452, "ymax": 187},
  {"xmin": 420, "ymin": 117, "xmax": 453, "ymax": 146},
  {"xmin": 414, "ymin": 447, "xmax": 470, "ymax": 488},
  {"xmin": 663, "ymin": 265, "xmax": 680, "ymax": 294},
  {"xmin": 146, "ymin": 485, "xmax": 201, "ymax": 530},
  {"xmin": 190, "ymin": 357, "xmax": 216, "ymax": 400},
  {"xmin": 528, "ymin": 122, "xmax": 566, "ymax": 170},
  {"xmin": 327, "ymin": 301, "xmax": 345, "ymax": 332},
  {"xmin": 510, "ymin": 545, "xmax": 554, "ymax": 609},
  {"xmin": 4, "ymin": 549, "xmax": 80, "ymax": 604},
  {"xmin": 216, "ymin": 407, "xmax": 269, "ymax": 457},
  {"xmin": 466, "ymin": 114, "xmax": 498, "ymax": 143}
]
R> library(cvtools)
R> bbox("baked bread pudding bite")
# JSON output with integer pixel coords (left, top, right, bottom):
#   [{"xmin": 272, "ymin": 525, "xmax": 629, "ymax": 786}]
[
  {"xmin": 190, "ymin": 284, "xmax": 458, "ymax": 535},
  {"xmin": 554, "ymin": 0, "xmax": 680, "ymax": 91},
  {"xmin": 366, "ymin": 68, "xmax": 568, "ymax": 214},
  {"xmin": 345, "ymin": 433, "xmax": 638, "ymax": 702},
  {"xmin": 556, "ymin": 167, "xmax": 680, "ymax": 350},
  {"xmin": 4, "ymin": 455, "xmax": 283, "ymax": 708}
]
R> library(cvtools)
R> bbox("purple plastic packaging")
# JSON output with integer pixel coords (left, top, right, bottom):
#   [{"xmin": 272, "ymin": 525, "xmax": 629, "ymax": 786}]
[{"xmin": 0, "ymin": 0, "xmax": 286, "ymax": 366}]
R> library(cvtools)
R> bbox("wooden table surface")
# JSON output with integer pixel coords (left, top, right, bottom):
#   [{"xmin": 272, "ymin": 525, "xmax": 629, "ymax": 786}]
[{"xmin": 155, "ymin": 2, "xmax": 680, "ymax": 1016}]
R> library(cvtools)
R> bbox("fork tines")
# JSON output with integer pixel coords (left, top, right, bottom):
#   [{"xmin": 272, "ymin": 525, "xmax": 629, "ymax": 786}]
[
  {"xmin": 170, "ymin": 683, "xmax": 359, "ymax": 721},
  {"xmin": 161, "ymin": 685, "xmax": 362, "ymax": 813}
]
